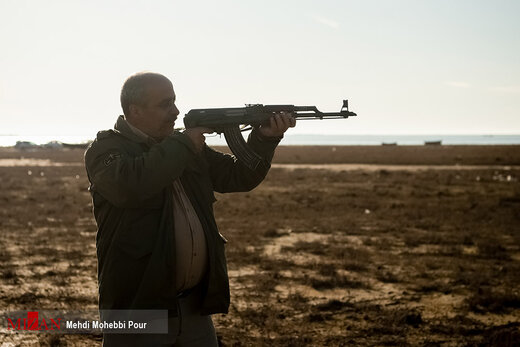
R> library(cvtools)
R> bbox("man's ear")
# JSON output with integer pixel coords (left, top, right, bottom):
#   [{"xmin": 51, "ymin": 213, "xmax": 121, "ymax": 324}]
[{"xmin": 128, "ymin": 104, "xmax": 141, "ymax": 119}]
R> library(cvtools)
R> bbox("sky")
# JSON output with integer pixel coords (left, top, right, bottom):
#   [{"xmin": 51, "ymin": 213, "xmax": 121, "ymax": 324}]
[{"xmin": 1, "ymin": 0, "xmax": 519, "ymax": 137}]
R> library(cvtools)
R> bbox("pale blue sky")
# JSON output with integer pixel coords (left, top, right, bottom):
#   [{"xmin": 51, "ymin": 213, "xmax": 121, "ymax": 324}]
[{"xmin": 1, "ymin": 0, "xmax": 519, "ymax": 136}]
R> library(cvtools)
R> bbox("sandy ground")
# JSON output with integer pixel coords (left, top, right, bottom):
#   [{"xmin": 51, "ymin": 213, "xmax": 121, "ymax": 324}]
[{"xmin": 0, "ymin": 145, "xmax": 519, "ymax": 346}]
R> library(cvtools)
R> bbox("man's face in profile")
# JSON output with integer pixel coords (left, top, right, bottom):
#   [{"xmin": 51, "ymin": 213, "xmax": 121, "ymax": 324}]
[{"xmin": 134, "ymin": 79, "xmax": 180, "ymax": 140}]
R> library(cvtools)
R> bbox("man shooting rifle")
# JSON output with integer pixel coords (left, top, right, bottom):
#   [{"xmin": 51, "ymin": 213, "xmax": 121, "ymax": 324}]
[{"xmin": 84, "ymin": 72, "xmax": 295, "ymax": 346}]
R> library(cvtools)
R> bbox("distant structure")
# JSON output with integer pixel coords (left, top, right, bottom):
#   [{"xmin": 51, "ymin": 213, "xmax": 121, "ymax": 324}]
[
  {"xmin": 13, "ymin": 140, "xmax": 91, "ymax": 150},
  {"xmin": 424, "ymin": 140, "xmax": 442, "ymax": 146},
  {"xmin": 43, "ymin": 141, "xmax": 64, "ymax": 149},
  {"xmin": 14, "ymin": 141, "xmax": 38, "ymax": 150}
]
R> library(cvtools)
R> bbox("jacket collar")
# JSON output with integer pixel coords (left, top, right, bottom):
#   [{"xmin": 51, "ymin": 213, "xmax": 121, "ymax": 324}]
[{"xmin": 113, "ymin": 115, "xmax": 157, "ymax": 147}]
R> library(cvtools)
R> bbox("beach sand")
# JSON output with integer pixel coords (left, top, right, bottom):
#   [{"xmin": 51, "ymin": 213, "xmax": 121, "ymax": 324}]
[{"xmin": 0, "ymin": 145, "xmax": 519, "ymax": 345}]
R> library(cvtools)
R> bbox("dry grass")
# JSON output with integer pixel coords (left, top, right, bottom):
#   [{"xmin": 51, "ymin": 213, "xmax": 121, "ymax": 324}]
[{"xmin": 1, "ymin": 146, "xmax": 520, "ymax": 346}]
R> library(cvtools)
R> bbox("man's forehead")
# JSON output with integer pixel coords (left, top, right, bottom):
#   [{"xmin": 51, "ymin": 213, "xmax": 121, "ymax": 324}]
[{"xmin": 144, "ymin": 79, "xmax": 175, "ymax": 98}]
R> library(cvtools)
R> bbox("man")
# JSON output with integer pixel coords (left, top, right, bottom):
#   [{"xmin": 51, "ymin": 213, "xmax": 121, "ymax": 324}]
[{"xmin": 84, "ymin": 72, "xmax": 295, "ymax": 346}]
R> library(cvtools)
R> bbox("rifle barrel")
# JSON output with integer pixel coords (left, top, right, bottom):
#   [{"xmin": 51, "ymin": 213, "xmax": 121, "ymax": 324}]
[{"xmin": 293, "ymin": 111, "xmax": 356, "ymax": 119}]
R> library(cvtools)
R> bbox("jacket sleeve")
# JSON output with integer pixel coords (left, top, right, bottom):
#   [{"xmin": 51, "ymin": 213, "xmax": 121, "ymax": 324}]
[
  {"xmin": 84, "ymin": 132, "xmax": 196, "ymax": 208},
  {"xmin": 205, "ymin": 128, "xmax": 281, "ymax": 193}
]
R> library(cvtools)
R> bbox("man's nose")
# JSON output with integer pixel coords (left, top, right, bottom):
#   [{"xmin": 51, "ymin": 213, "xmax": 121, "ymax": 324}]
[{"xmin": 171, "ymin": 105, "xmax": 180, "ymax": 116}]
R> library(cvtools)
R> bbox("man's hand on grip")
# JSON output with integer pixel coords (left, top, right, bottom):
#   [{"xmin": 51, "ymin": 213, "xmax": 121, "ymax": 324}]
[{"xmin": 184, "ymin": 127, "xmax": 213, "ymax": 153}]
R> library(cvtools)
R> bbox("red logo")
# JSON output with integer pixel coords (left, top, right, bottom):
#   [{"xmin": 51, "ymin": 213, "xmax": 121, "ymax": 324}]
[{"xmin": 7, "ymin": 311, "xmax": 62, "ymax": 331}]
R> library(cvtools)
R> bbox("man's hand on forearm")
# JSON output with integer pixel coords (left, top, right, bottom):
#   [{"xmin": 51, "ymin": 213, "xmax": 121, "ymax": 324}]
[{"xmin": 258, "ymin": 112, "xmax": 296, "ymax": 138}]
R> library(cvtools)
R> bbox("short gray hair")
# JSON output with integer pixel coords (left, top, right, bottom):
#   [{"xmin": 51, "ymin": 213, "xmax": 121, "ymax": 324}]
[{"xmin": 120, "ymin": 72, "xmax": 170, "ymax": 115}]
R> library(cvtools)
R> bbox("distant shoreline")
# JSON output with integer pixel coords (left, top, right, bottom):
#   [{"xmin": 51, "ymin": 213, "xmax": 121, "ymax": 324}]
[
  {"xmin": 1, "ymin": 134, "xmax": 520, "ymax": 147},
  {"xmin": 1, "ymin": 145, "xmax": 519, "ymax": 166}
]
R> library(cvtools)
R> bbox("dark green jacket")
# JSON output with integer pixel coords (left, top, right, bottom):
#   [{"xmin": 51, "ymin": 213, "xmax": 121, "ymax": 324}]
[{"xmin": 84, "ymin": 116, "xmax": 279, "ymax": 315}]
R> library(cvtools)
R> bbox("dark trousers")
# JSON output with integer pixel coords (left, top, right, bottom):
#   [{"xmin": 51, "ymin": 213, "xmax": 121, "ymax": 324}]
[{"xmin": 102, "ymin": 287, "xmax": 218, "ymax": 347}]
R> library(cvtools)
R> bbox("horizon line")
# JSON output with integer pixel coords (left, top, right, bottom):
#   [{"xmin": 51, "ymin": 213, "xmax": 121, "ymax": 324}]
[{"xmin": 1, "ymin": 133, "xmax": 520, "ymax": 137}]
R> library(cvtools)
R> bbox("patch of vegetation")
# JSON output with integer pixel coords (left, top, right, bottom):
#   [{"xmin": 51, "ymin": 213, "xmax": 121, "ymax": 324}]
[
  {"xmin": 376, "ymin": 271, "xmax": 400, "ymax": 283},
  {"xmin": 466, "ymin": 288, "xmax": 520, "ymax": 313},
  {"xmin": 479, "ymin": 323, "xmax": 520, "ymax": 347},
  {"xmin": 359, "ymin": 305, "xmax": 423, "ymax": 337},
  {"xmin": 0, "ymin": 269, "xmax": 17, "ymax": 280},
  {"xmin": 309, "ymin": 274, "xmax": 368, "ymax": 290},
  {"xmin": 476, "ymin": 241, "xmax": 510, "ymax": 260},
  {"xmin": 315, "ymin": 299, "xmax": 354, "ymax": 312},
  {"xmin": 428, "ymin": 315, "xmax": 485, "ymax": 336}
]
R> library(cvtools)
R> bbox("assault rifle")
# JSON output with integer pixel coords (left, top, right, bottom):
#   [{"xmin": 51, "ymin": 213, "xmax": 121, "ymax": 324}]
[{"xmin": 183, "ymin": 100, "xmax": 357, "ymax": 170}]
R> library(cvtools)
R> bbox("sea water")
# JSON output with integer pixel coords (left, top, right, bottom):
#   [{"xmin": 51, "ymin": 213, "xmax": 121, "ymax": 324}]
[{"xmin": 1, "ymin": 134, "xmax": 519, "ymax": 147}]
